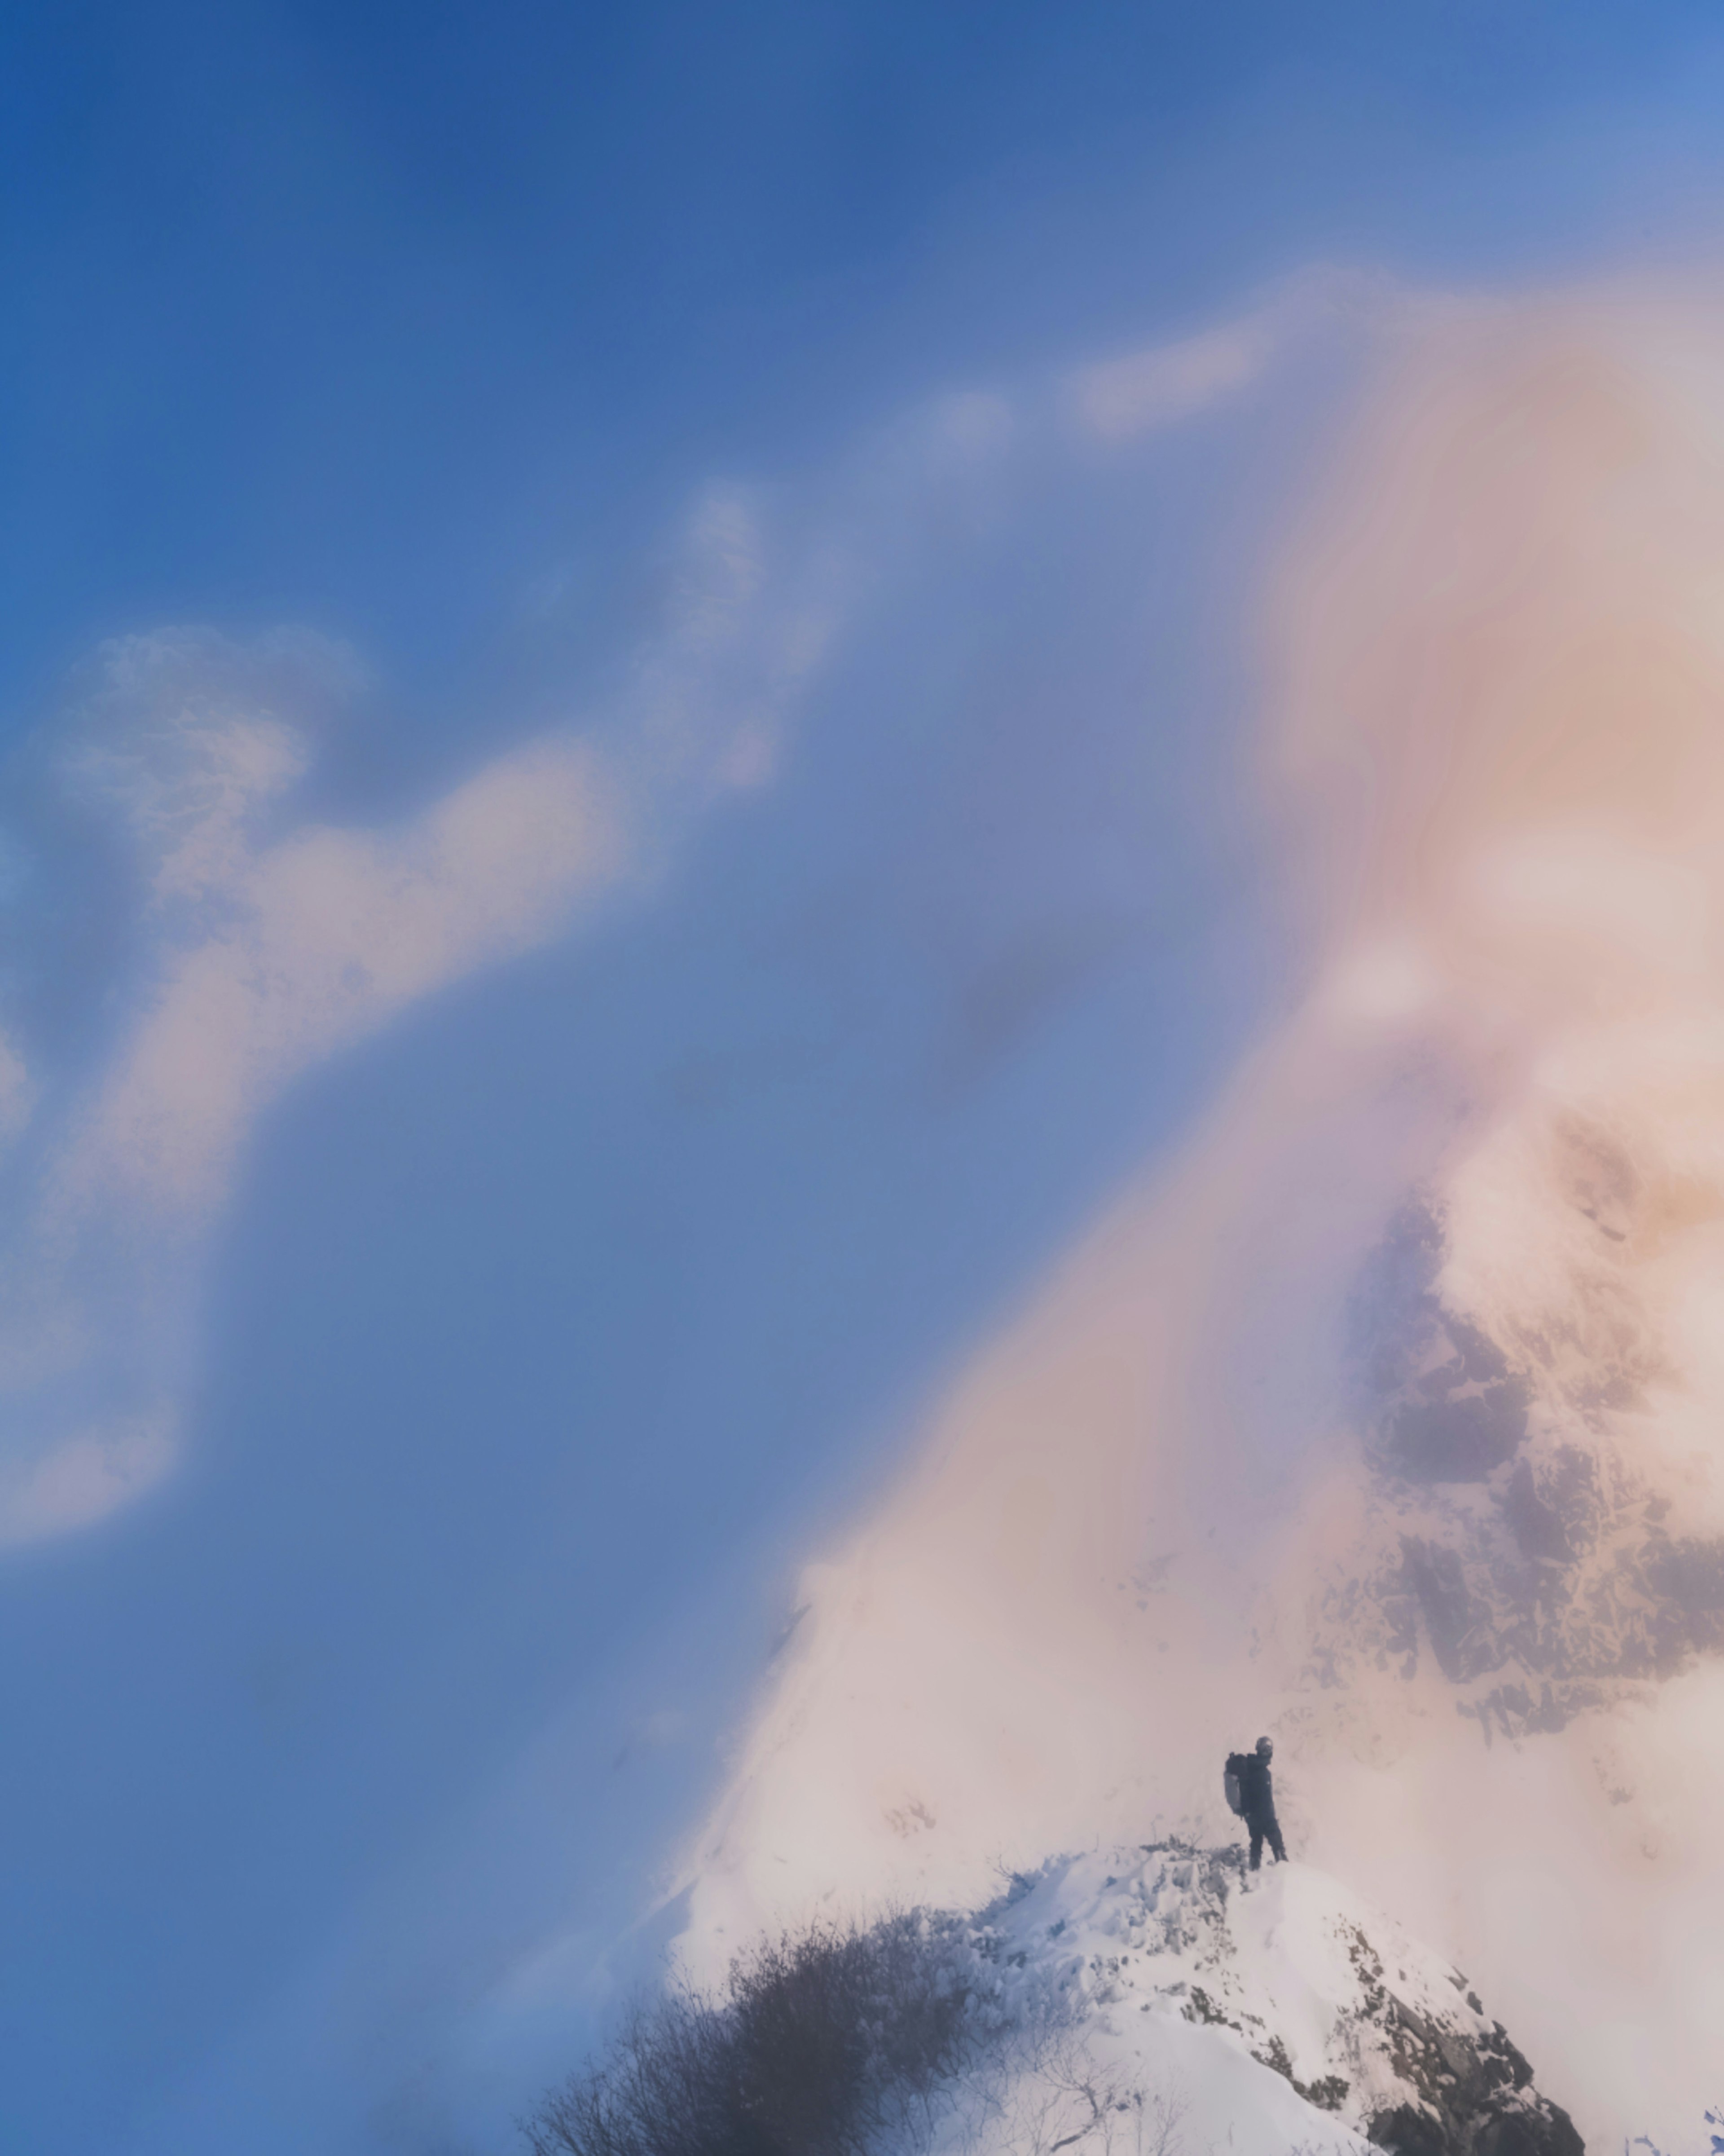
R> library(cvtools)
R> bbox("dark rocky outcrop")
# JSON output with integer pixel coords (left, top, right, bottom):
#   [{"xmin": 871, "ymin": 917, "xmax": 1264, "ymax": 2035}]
[
  {"xmin": 1320, "ymin": 1196, "xmax": 1724, "ymax": 1736},
  {"xmin": 1343, "ymin": 1920, "xmax": 1584, "ymax": 2156},
  {"xmin": 995, "ymin": 1843, "xmax": 1586, "ymax": 2156}
]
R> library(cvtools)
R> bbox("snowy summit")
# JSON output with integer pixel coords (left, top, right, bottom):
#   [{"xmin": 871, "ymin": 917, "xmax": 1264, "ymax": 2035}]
[{"xmin": 935, "ymin": 1843, "xmax": 1583, "ymax": 2156}]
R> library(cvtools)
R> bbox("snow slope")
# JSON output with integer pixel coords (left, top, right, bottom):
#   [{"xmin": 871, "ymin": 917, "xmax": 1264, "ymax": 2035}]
[{"xmin": 926, "ymin": 1844, "xmax": 1579, "ymax": 2156}]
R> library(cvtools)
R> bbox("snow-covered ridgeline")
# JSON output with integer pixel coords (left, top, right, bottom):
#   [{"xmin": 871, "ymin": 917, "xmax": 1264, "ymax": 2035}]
[{"xmin": 930, "ymin": 1845, "xmax": 1581, "ymax": 2156}]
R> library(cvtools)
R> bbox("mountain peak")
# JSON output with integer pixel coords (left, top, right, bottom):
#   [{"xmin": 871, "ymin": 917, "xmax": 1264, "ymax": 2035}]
[{"xmin": 943, "ymin": 1841, "xmax": 1583, "ymax": 2156}]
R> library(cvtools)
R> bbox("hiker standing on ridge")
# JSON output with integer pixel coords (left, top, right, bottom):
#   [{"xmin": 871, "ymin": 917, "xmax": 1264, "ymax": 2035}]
[{"xmin": 1226, "ymin": 1736, "xmax": 1287, "ymax": 1871}]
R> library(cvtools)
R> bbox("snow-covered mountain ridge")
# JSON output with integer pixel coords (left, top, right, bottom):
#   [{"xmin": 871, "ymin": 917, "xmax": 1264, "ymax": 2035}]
[
  {"xmin": 1314, "ymin": 1189, "xmax": 1724, "ymax": 1748},
  {"xmin": 935, "ymin": 1843, "xmax": 1583, "ymax": 2156}
]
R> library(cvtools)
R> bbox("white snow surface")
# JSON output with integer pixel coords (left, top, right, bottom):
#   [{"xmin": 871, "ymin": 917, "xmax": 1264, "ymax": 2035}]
[{"xmin": 921, "ymin": 1844, "xmax": 1546, "ymax": 2156}]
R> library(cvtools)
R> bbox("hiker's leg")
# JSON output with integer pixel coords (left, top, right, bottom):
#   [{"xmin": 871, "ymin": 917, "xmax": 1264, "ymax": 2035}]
[
  {"xmin": 1249, "ymin": 1820, "xmax": 1264, "ymax": 1870},
  {"xmin": 1267, "ymin": 1817, "xmax": 1287, "ymax": 1863}
]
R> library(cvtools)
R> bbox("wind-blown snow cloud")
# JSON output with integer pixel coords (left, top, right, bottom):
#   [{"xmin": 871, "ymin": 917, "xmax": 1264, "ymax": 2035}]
[
  {"xmin": 69, "ymin": 725, "xmax": 624, "ymax": 1212},
  {"xmin": 1065, "ymin": 265, "xmax": 1387, "ymax": 440},
  {"xmin": 673, "ymin": 278, "xmax": 1724, "ymax": 2151},
  {"xmin": 0, "ymin": 485, "xmax": 844, "ymax": 1546}
]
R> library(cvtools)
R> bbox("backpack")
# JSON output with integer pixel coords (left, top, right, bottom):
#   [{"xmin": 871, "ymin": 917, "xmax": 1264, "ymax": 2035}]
[{"xmin": 1223, "ymin": 1751, "xmax": 1252, "ymax": 1817}]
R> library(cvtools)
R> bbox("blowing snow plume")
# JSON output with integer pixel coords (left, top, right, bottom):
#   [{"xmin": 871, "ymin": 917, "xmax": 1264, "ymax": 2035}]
[
  {"xmin": 676, "ymin": 281, "xmax": 1724, "ymax": 2152},
  {"xmin": 0, "ymin": 487, "xmax": 838, "ymax": 1548}
]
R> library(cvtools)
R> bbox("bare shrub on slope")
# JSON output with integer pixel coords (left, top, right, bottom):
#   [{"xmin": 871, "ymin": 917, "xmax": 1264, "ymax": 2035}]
[{"xmin": 522, "ymin": 1909, "xmax": 998, "ymax": 2156}]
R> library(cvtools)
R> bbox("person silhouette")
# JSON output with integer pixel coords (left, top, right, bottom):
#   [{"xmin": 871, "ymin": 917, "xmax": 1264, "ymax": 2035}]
[{"xmin": 1239, "ymin": 1735, "xmax": 1287, "ymax": 1870}]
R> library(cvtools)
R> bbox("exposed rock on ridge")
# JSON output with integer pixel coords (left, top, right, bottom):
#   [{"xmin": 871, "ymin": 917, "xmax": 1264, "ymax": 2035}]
[
  {"xmin": 1313, "ymin": 1196, "xmax": 1724, "ymax": 1742},
  {"xmin": 952, "ymin": 1841, "xmax": 1582, "ymax": 2155}
]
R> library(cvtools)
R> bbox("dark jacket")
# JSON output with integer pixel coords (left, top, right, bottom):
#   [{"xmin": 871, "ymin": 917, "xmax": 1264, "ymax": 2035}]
[{"xmin": 1237, "ymin": 1752, "xmax": 1276, "ymax": 1820}]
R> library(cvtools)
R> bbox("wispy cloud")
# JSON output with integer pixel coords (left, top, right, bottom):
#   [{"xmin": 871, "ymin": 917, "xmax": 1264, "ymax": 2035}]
[
  {"xmin": 0, "ymin": 485, "xmax": 838, "ymax": 1546},
  {"xmin": 1065, "ymin": 265, "xmax": 1389, "ymax": 441},
  {"xmin": 64, "ymin": 723, "xmax": 625, "ymax": 1215}
]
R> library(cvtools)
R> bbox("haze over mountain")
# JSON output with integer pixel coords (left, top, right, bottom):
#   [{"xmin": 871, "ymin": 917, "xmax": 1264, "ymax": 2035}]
[{"xmin": 674, "ymin": 284, "xmax": 1724, "ymax": 2154}]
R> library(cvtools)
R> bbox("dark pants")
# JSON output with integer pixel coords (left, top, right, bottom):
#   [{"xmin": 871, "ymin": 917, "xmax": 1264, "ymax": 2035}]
[{"xmin": 1247, "ymin": 1810, "xmax": 1286, "ymax": 1869}]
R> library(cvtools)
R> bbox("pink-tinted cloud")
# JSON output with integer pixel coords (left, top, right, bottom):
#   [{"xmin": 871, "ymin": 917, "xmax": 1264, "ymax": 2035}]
[{"xmin": 674, "ymin": 278, "xmax": 1724, "ymax": 2152}]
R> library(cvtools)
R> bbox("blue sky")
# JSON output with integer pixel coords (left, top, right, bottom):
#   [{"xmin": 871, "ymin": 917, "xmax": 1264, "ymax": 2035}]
[{"xmin": 5, "ymin": 5, "xmax": 1724, "ymax": 2152}]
